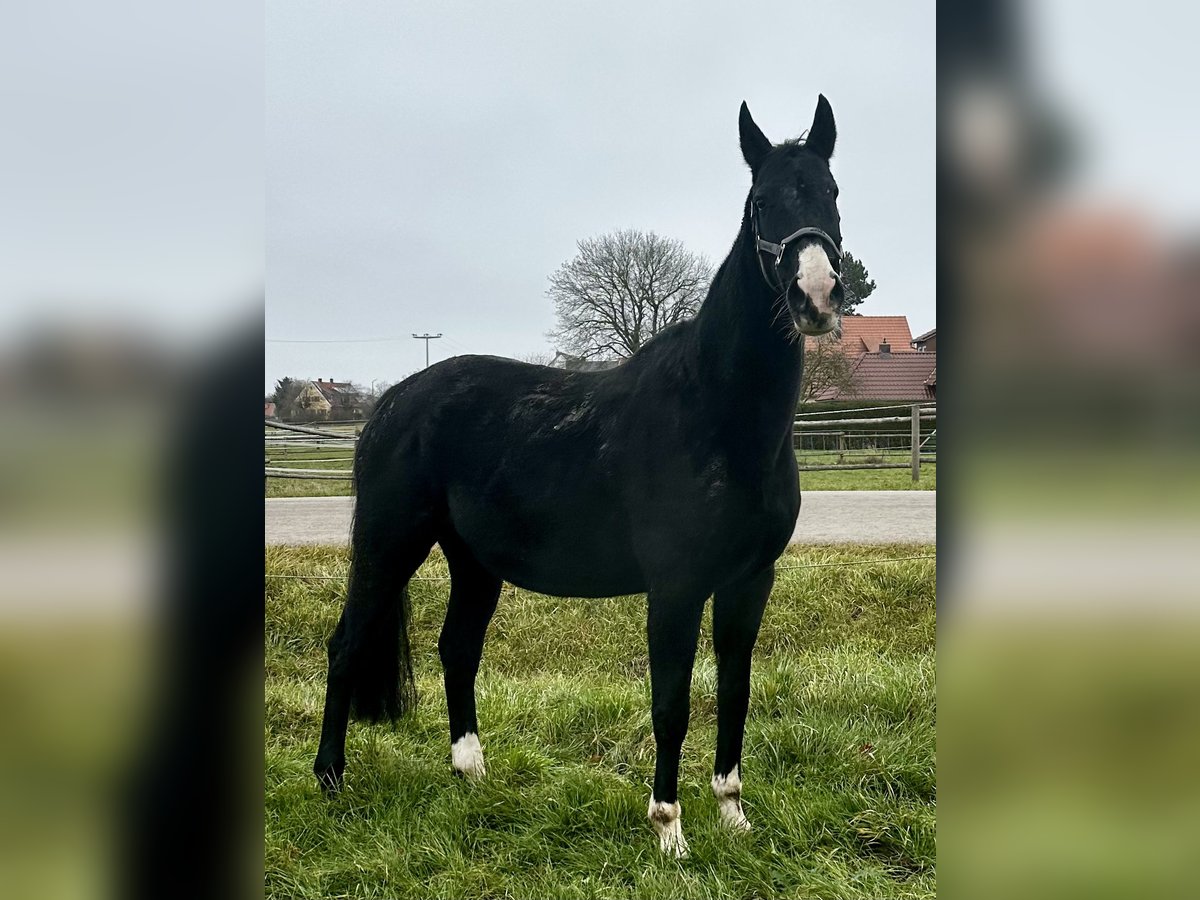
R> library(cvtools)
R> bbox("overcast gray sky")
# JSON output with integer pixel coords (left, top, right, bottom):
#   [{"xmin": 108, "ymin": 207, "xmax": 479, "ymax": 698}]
[{"xmin": 265, "ymin": 0, "xmax": 935, "ymax": 390}]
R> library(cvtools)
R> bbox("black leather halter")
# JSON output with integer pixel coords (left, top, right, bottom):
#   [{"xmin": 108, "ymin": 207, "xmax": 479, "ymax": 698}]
[{"xmin": 751, "ymin": 205, "xmax": 844, "ymax": 295}]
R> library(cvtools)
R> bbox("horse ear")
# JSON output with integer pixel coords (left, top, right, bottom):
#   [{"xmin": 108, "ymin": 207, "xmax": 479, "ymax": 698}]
[
  {"xmin": 806, "ymin": 94, "xmax": 837, "ymax": 161},
  {"xmin": 739, "ymin": 101, "xmax": 772, "ymax": 173}
]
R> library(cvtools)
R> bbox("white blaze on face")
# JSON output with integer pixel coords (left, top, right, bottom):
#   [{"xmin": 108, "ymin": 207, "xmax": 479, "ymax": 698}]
[
  {"xmin": 796, "ymin": 243, "xmax": 837, "ymax": 315},
  {"xmin": 451, "ymin": 732, "xmax": 486, "ymax": 779}
]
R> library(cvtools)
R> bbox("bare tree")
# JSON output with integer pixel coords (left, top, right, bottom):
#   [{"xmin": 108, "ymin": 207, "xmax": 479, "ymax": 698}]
[
  {"xmin": 801, "ymin": 334, "xmax": 860, "ymax": 403},
  {"xmin": 517, "ymin": 350, "xmax": 556, "ymax": 367},
  {"xmin": 547, "ymin": 229, "xmax": 713, "ymax": 360}
]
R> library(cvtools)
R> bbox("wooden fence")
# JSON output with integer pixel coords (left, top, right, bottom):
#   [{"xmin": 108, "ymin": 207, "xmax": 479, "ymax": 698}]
[
  {"xmin": 266, "ymin": 403, "xmax": 937, "ymax": 483},
  {"xmin": 793, "ymin": 403, "xmax": 936, "ymax": 481}
]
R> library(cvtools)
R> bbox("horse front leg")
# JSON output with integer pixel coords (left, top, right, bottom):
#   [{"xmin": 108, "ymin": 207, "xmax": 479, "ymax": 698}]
[
  {"xmin": 645, "ymin": 587, "xmax": 707, "ymax": 857},
  {"xmin": 711, "ymin": 565, "xmax": 773, "ymax": 831}
]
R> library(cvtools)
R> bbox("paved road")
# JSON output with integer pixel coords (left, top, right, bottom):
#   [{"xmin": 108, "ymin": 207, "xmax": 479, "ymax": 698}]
[{"xmin": 265, "ymin": 491, "xmax": 935, "ymax": 546}]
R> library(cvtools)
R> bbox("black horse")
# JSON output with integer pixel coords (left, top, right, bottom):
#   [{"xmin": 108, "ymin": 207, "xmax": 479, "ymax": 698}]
[{"xmin": 315, "ymin": 96, "xmax": 845, "ymax": 856}]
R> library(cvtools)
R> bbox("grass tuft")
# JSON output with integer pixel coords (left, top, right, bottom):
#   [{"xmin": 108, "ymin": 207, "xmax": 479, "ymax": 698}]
[{"xmin": 266, "ymin": 543, "xmax": 935, "ymax": 899}]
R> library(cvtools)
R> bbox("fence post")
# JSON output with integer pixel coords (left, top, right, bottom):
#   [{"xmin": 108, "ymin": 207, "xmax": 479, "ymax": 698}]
[{"xmin": 911, "ymin": 404, "xmax": 920, "ymax": 482}]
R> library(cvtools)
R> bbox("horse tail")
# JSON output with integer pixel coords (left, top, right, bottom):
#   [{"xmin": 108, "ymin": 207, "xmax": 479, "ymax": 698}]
[
  {"xmin": 343, "ymin": 572, "xmax": 417, "ymax": 723},
  {"xmin": 337, "ymin": 390, "xmax": 426, "ymax": 722}
]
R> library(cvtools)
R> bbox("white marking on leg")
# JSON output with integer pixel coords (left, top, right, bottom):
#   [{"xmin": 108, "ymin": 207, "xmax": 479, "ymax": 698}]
[
  {"xmin": 796, "ymin": 243, "xmax": 836, "ymax": 314},
  {"xmin": 647, "ymin": 796, "xmax": 689, "ymax": 857},
  {"xmin": 712, "ymin": 765, "xmax": 751, "ymax": 831},
  {"xmin": 451, "ymin": 732, "xmax": 486, "ymax": 779}
]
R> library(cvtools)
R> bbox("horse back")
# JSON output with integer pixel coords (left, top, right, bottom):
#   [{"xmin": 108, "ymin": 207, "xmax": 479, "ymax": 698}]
[{"xmin": 357, "ymin": 353, "xmax": 798, "ymax": 595}]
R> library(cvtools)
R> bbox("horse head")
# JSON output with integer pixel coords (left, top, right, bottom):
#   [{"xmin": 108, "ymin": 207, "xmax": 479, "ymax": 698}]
[{"xmin": 739, "ymin": 95, "xmax": 845, "ymax": 337}]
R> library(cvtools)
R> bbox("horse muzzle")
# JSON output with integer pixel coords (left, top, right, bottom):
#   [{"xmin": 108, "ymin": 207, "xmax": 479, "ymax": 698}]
[
  {"xmin": 792, "ymin": 308, "xmax": 841, "ymax": 337},
  {"xmin": 790, "ymin": 245, "xmax": 843, "ymax": 335}
]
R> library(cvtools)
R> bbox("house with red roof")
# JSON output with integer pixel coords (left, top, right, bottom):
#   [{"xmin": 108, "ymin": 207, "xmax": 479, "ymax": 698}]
[
  {"xmin": 834, "ymin": 315, "xmax": 916, "ymax": 356},
  {"xmin": 293, "ymin": 378, "xmax": 365, "ymax": 417},
  {"xmin": 812, "ymin": 316, "xmax": 936, "ymax": 402},
  {"xmin": 833, "ymin": 343, "xmax": 937, "ymax": 402}
]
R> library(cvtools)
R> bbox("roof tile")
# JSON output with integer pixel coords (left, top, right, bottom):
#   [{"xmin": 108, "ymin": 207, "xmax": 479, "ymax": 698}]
[
  {"xmin": 815, "ymin": 350, "xmax": 937, "ymax": 401},
  {"xmin": 835, "ymin": 316, "xmax": 915, "ymax": 355}
]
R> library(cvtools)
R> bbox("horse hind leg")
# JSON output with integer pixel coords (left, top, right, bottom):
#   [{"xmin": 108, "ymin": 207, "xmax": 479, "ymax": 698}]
[
  {"xmin": 438, "ymin": 534, "xmax": 502, "ymax": 779},
  {"xmin": 313, "ymin": 508, "xmax": 435, "ymax": 794}
]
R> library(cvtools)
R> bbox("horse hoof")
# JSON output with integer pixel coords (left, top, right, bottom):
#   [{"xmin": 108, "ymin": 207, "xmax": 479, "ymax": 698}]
[
  {"xmin": 713, "ymin": 767, "xmax": 751, "ymax": 831},
  {"xmin": 451, "ymin": 733, "xmax": 486, "ymax": 780},
  {"xmin": 648, "ymin": 798, "xmax": 689, "ymax": 858},
  {"xmin": 314, "ymin": 761, "xmax": 344, "ymax": 796},
  {"xmin": 720, "ymin": 806, "xmax": 752, "ymax": 832}
]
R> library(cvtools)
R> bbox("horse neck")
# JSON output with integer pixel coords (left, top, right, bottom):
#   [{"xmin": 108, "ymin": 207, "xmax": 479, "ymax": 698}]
[{"xmin": 692, "ymin": 213, "xmax": 805, "ymax": 431}]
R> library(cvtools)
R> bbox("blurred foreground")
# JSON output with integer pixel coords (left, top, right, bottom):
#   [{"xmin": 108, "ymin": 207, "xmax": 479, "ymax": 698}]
[
  {"xmin": 0, "ymin": 1, "xmax": 262, "ymax": 896},
  {"xmin": 0, "ymin": 321, "xmax": 263, "ymax": 900},
  {"xmin": 942, "ymin": 2, "xmax": 1199, "ymax": 898}
]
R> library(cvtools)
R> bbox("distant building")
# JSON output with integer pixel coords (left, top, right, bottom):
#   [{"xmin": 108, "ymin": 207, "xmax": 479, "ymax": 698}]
[
  {"xmin": 813, "ymin": 316, "xmax": 937, "ymax": 402},
  {"xmin": 294, "ymin": 380, "xmax": 332, "ymax": 414},
  {"xmin": 828, "ymin": 345, "xmax": 937, "ymax": 402},
  {"xmin": 264, "ymin": 400, "xmax": 277, "ymax": 419},
  {"xmin": 834, "ymin": 316, "xmax": 916, "ymax": 356},
  {"xmin": 549, "ymin": 351, "xmax": 622, "ymax": 372},
  {"xmin": 294, "ymin": 378, "xmax": 364, "ymax": 418}
]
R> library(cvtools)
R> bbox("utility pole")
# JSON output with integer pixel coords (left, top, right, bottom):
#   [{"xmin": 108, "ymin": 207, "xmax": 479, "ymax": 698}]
[{"xmin": 412, "ymin": 333, "xmax": 442, "ymax": 369}]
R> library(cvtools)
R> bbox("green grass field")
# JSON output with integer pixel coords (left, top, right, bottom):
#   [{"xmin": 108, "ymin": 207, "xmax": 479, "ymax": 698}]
[
  {"xmin": 800, "ymin": 463, "xmax": 935, "ymax": 491},
  {"xmin": 264, "ymin": 445, "xmax": 935, "ymax": 498},
  {"xmin": 266, "ymin": 544, "xmax": 936, "ymax": 899},
  {"xmin": 265, "ymin": 444, "xmax": 355, "ymax": 498}
]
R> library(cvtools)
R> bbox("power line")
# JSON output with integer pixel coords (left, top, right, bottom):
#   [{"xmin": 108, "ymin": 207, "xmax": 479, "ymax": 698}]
[
  {"xmin": 266, "ymin": 336, "xmax": 414, "ymax": 344},
  {"xmin": 412, "ymin": 333, "xmax": 442, "ymax": 368},
  {"xmin": 440, "ymin": 335, "xmax": 476, "ymax": 356},
  {"xmin": 268, "ymin": 333, "xmax": 480, "ymax": 364}
]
